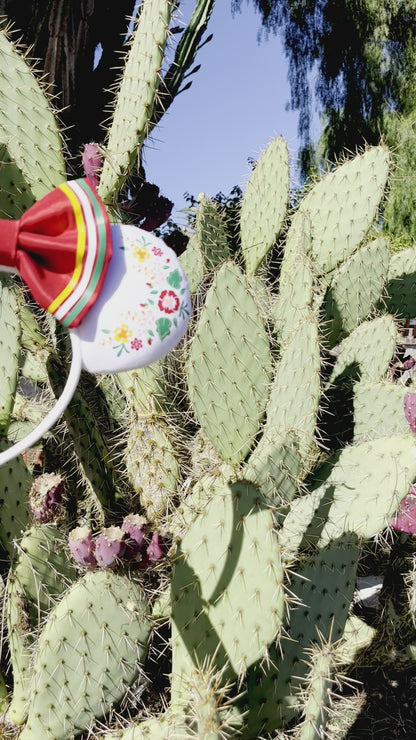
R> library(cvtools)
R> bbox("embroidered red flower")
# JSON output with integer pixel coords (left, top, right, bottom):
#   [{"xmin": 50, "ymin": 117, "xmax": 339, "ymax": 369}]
[
  {"xmin": 158, "ymin": 290, "xmax": 180, "ymax": 314},
  {"xmin": 130, "ymin": 338, "xmax": 143, "ymax": 351},
  {"xmin": 152, "ymin": 246, "xmax": 163, "ymax": 257}
]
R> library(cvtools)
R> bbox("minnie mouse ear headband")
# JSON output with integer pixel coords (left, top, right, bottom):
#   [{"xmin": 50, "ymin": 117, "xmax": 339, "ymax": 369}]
[{"xmin": 0, "ymin": 179, "xmax": 191, "ymax": 466}]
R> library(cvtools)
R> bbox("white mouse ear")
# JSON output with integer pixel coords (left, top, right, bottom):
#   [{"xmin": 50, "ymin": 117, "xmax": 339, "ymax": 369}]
[
  {"xmin": 0, "ymin": 332, "xmax": 82, "ymax": 467},
  {"xmin": 72, "ymin": 224, "xmax": 191, "ymax": 374}
]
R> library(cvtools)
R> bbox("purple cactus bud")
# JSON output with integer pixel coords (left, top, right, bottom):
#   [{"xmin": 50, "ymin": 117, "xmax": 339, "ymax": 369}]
[
  {"xmin": 391, "ymin": 486, "xmax": 416, "ymax": 535},
  {"xmin": 82, "ymin": 143, "xmax": 103, "ymax": 189},
  {"xmin": 403, "ymin": 356, "xmax": 416, "ymax": 371},
  {"xmin": 121, "ymin": 514, "xmax": 148, "ymax": 562},
  {"xmin": 95, "ymin": 526, "xmax": 126, "ymax": 568},
  {"xmin": 146, "ymin": 532, "xmax": 165, "ymax": 564},
  {"xmin": 68, "ymin": 526, "xmax": 97, "ymax": 568},
  {"xmin": 404, "ymin": 392, "xmax": 416, "ymax": 434},
  {"xmin": 29, "ymin": 473, "xmax": 64, "ymax": 524},
  {"xmin": 121, "ymin": 514, "xmax": 148, "ymax": 547}
]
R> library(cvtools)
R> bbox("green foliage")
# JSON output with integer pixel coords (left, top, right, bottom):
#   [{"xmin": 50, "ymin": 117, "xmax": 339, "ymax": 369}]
[
  {"xmin": 233, "ymin": 0, "xmax": 416, "ymax": 168},
  {"xmin": 383, "ymin": 112, "xmax": 416, "ymax": 244}
]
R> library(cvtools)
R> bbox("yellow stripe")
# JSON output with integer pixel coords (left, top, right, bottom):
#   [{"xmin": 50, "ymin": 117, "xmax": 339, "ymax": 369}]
[{"xmin": 47, "ymin": 183, "xmax": 87, "ymax": 314}]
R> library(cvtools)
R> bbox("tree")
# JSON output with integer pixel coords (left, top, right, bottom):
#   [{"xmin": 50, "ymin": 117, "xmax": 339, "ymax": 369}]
[
  {"xmin": 233, "ymin": 0, "xmax": 416, "ymax": 168},
  {"xmin": 0, "ymin": 0, "xmax": 136, "ymax": 160},
  {"xmin": 0, "ymin": 0, "xmax": 214, "ymax": 172}
]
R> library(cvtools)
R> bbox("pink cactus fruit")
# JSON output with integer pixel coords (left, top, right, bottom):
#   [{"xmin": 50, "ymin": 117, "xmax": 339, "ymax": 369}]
[
  {"xmin": 95, "ymin": 525, "xmax": 126, "ymax": 568},
  {"xmin": 82, "ymin": 143, "xmax": 103, "ymax": 190},
  {"xmin": 68, "ymin": 526, "xmax": 97, "ymax": 568},
  {"xmin": 121, "ymin": 514, "xmax": 148, "ymax": 562},
  {"xmin": 29, "ymin": 473, "xmax": 64, "ymax": 524},
  {"xmin": 391, "ymin": 485, "xmax": 416, "ymax": 535},
  {"xmin": 145, "ymin": 532, "xmax": 165, "ymax": 564},
  {"xmin": 403, "ymin": 357, "xmax": 416, "ymax": 371},
  {"xmin": 404, "ymin": 392, "xmax": 416, "ymax": 434}
]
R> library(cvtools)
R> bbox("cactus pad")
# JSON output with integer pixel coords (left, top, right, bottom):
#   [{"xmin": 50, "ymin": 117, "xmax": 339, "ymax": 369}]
[
  {"xmin": 259, "ymin": 314, "xmax": 321, "ymax": 467},
  {"xmin": 0, "ymin": 143, "xmax": 35, "ymax": 218},
  {"xmin": 0, "ymin": 278, "xmax": 23, "ymax": 434},
  {"xmin": 0, "ymin": 449, "xmax": 31, "ymax": 556},
  {"xmin": 241, "ymin": 534, "xmax": 359, "ymax": 737},
  {"xmin": 322, "ymin": 237, "xmax": 391, "ymax": 346},
  {"xmin": 98, "ymin": 0, "xmax": 173, "ymax": 202},
  {"xmin": 353, "ymin": 380, "xmax": 411, "ymax": 442},
  {"xmin": 240, "ymin": 136, "xmax": 289, "ymax": 273},
  {"xmin": 125, "ymin": 414, "xmax": 180, "ymax": 524},
  {"xmin": 0, "ymin": 27, "xmax": 65, "ymax": 198},
  {"xmin": 272, "ymin": 216, "xmax": 315, "ymax": 347},
  {"xmin": 192, "ymin": 196, "xmax": 230, "ymax": 270},
  {"xmin": 292, "ymin": 146, "xmax": 390, "ymax": 274},
  {"xmin": 171, "ymin": 479, "xmax": 285, "ymax": 687},
  {"xmin": 327, "ymin": 315, "xmax": 398, "ymax": 385},
  {"xmin": 384, "ymin": 245, "xmax": 416, "ymax": 318},
  {"xmin": 308, "ymin": 435, "xmax": 416, "ymax": 543},
  {"xmin": 188, "ymin": 262, "xmax": 272, "ymax": 463},
  {"xmin": 20, "ymin": 570, "xmax": 151, "ymax": 740}
]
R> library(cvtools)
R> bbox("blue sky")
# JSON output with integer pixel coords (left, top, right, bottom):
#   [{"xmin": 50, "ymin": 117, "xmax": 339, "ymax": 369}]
[{"xmin": 141, "ymin": 0, "xmax": 315, "ymax": 223}]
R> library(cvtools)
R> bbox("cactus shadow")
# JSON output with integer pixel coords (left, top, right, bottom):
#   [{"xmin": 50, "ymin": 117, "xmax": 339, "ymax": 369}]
[
  {"xmin": 171, "ymin": 481, "xmax": 272, "ymax": 679},
  {"xmin": 299, "ymin": 483, "xmax": 337, "ymax": 549},
  {"xmin": 317, "ymin": 373, "xmax": 357, "ymax": 452},
  {"xmin": 171, "ymin": 550, "xmax": 235, "ymax": 677}
]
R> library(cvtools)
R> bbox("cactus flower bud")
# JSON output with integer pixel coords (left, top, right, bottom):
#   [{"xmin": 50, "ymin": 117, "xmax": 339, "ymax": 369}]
[
  {"xmin": 68, "ymin": 526, "xmax": 97, "ymax": 568},
  {"xmin": 391, "ymin": 486, "xmax": 416, "ymax": 535},
  {"xmin": 404, "ymin": 392, "xmax": 416, "ymax": 434},
  {"xmin": 121, "ymin": 513, "xmax": 148, "ymax": 562},
  {"xmin": 29, "ymin": 473, "xmax": 64, "ymax": 524},
  {"xmin": 95, "ymin": 526, "xmax": 126, "ymax": 568},
  {"xmin": 82, "ymin": 143, "xmax": 103, "ymax": 190},
  {"xmin": 146, "ymin": 532, "xmax": 165, "ymax": 564}
]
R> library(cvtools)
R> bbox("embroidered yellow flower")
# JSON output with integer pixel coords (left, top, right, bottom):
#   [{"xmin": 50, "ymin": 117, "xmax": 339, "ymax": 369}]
[
  {"xmin": 133, "ymin": 245, "xmax": 150, "ymax": 262},
  {"xmin": 114, "ymin": 324, "xmax": 132, "ymax": 343}
]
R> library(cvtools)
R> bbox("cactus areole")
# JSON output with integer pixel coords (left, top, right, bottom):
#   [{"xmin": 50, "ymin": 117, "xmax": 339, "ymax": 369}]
[{"xmin": 0, "ymin": 180, "xmax": 191, "ymax": 465}]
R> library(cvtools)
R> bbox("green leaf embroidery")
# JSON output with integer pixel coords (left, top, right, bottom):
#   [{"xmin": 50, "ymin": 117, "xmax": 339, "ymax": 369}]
[
  {"xmin": 156, "ymin": 317, "xmax": 172, "ymax": 340},
  {"xmin": 167, "ymin": 269, "xmax": 182, "ymax": 289}
]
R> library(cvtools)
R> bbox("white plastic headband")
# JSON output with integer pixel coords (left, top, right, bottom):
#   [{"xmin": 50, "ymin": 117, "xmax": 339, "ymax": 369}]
[{"xmin": 0, "ymin": 331, "xmax": 83, "ymax": 466}]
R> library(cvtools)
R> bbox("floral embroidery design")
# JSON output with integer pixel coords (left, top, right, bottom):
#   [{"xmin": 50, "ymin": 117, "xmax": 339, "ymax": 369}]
[
  {"xmin": 133, "ymin": 245, "xmax": 150, "ymax": 262},
  {"xmin": 158, "ymin": 290, "xmax": 180, "ymax": 314},
  {"xmin": 114, "ymin": 324, "xmax": 132, "ymax": 343},
  {"xmin": 101, "ymin": 235, "xmax": 190, "ymax": 359}
]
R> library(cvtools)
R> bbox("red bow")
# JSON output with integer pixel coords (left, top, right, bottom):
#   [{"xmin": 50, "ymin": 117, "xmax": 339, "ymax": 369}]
[{"xmin": 0, "ymin": 179, "xmax": 112, "ymax": 328}]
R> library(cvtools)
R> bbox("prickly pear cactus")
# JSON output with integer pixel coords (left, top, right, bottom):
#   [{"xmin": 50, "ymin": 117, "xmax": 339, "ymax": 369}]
[
  {"xmin": 20, "ymin": 570, "xmax": 151, "ymax": 740},
  {"xmin": 1, "ymin": 6, "xmax": 416, "ymax": 738}
]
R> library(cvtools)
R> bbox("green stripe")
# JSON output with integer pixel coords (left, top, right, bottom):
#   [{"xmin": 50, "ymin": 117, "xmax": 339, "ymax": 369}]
[{"xmin": 61, "ymin": 180, "xmax": 108, "ymax": 327}]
